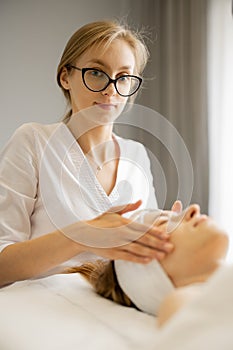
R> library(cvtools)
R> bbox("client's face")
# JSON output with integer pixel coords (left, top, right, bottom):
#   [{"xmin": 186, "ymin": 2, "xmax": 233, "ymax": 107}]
[{"xmin": 150, "ymin": 205, "xmax": 229, "ymax": 287}]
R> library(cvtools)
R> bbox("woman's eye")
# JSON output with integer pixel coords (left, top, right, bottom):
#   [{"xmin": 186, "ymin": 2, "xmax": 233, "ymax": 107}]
[
  {"xmin": 118, "ymin": 76, "xmax": 129, "ymax": 83},
  {"xmin": 155, "ymin": 216, "xmax": 169, "ymax": 226},
  {"xmin": 90, "ymin": 70, "xmax": 104, "ymax": 78}
]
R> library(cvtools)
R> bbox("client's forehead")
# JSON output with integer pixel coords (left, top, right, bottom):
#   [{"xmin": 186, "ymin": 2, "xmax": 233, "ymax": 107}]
[
  {"xmin": 146, "ymin": 209, "xmax": 187, "ymax": 236},
  {"xmin": 134, "ymin": 209, "xmax": 187, "ymax": 233},
  {"xmin": 148, "ymin": 209, "xmax": 186, "ymax": 222}
]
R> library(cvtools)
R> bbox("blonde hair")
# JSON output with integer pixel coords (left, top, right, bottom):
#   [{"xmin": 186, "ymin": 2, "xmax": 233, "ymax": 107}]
[
  {"xmin": 57, "ymin": 20, "xmax": 150, "ymax": 122},
  {"xmin": 66, "ymin": 260, "xmax": 135, "ymax": 308}
]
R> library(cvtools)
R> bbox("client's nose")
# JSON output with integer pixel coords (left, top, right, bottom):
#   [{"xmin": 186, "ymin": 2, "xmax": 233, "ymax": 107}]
[{"xmin": 184, "ymin": 204, "xmax": 200, "ymax": 221}]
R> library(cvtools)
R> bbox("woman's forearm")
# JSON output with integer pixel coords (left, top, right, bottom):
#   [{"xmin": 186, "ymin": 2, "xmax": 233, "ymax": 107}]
[
  {"xmin": 0, "ymin": 205, "xmax": 175, "ymax": 288},
  {"xmin": 0, "ymin": 231, "xmax": 84, "ymax": 287}
]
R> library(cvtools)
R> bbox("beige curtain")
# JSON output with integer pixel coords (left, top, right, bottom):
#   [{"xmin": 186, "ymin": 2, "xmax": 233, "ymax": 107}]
[{"xmin": 116, "ymin": 0, "xmax": 209, "ymax": 211}]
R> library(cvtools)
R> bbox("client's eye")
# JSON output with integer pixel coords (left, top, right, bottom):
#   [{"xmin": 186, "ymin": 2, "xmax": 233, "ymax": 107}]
[
  {"xmin": 165, "ymin": 211, "xmax": 186, "ymax": 234},
  {"xmin": 154, "ymin": 215, "xmax": 169, "ymax": 226}
]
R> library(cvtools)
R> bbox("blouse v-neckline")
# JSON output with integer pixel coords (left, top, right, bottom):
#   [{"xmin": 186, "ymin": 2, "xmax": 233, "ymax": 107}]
[{"xmin": 62, "ymin": 122, "xmax": 122, "ymax": 204}]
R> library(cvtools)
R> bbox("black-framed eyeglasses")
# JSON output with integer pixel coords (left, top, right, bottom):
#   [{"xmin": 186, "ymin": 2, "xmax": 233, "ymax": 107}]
[{"xmin": 66, "ymin": 65, "xmax": 142, "ymax": 97}]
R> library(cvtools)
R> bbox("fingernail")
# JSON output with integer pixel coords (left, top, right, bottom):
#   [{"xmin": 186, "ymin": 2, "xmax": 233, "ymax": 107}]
[
  {"xmin": 160, "ymin": 233, "xmax": 170, "ymax": 239},
  {"xmin": 164, "ymin": 243, "xmax": 174, "ymax": 251},
  {"xmin": 157, "ymin": 252, "xmax": 165, "ymax": 260}
]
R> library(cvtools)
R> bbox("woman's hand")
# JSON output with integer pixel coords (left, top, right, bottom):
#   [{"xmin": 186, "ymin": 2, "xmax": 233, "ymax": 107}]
[{"xmin": 63, "ymin": 200, "xmax": 180, "ymax": 264}]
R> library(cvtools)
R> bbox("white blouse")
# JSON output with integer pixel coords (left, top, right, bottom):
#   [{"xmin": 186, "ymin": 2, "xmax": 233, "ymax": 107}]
[{"xmin": 0, "ymin": 122, "xmax": 157, "ymax": 264}]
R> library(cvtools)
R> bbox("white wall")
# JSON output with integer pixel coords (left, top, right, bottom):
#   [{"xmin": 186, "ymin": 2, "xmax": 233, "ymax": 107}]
[
  {"xmin": 0, "ymin": 0, "xmax": 128, "ymax": 148},
  {"xmin": 208, "ymin": 0, "xmax": 233, "ymax": 262}
]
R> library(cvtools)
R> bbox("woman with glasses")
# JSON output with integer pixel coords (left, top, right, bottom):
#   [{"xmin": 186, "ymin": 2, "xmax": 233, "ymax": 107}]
[{"xmin": 0, "ymin": 20, "xmax": 176, "ymax": 288}]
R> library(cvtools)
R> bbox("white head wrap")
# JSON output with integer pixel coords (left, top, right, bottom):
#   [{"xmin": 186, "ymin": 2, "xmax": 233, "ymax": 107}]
[{"xmin": 114, "ymin": 209, "xmax": 175, "ymax": 316}]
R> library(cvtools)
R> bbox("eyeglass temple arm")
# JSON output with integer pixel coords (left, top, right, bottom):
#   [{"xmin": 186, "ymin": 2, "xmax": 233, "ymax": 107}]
[{"xmin": 65, "ymin": 65, "xmax": 82, "ymax": 71}]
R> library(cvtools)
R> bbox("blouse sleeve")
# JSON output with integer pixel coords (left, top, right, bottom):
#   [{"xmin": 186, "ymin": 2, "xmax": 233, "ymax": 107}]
[{"xmin": 0, "ymin": 124, "xmax": 38, "ymax": 252}]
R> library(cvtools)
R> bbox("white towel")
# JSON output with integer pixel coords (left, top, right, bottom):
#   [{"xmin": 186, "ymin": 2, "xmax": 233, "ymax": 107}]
[{"xmin": 115, "ymin": 209, "xmax": 174, "ymax": 316}]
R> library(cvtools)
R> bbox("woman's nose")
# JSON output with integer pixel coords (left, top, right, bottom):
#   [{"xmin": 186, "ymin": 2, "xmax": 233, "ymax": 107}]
[
  {"xmin": 102, "ymin": 82, "xmax": 117, "ymax": 96},
  {"xmin": 184, "ymin": 204, "xmax": 200, "ymax": 221}
]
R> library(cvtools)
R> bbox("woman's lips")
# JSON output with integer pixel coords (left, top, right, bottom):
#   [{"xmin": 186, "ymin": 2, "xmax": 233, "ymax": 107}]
[{"xmin": 94, "ymin": 102, "xmax": 116, "ymax": 110}]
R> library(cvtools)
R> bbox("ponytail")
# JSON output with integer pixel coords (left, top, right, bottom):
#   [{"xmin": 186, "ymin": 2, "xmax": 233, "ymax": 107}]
[
  {"xmin": 66, "ymin": 260, "xmax": 134, "ymax": 308},
  {"xmin": 62, "ymin": 109, "xmax": 72, "ymax": 124}
]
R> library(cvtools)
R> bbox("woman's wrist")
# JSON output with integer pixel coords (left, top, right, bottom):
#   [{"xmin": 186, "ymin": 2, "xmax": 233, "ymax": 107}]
[{"xmin": 55, "ymin": 228, "xmax": 87, "ymax": 254}]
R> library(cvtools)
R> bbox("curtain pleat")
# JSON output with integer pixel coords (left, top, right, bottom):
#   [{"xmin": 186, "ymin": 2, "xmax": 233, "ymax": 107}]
[{"xmin": 116, "ymin": 0, "xmax": 209, "ymax": 211}]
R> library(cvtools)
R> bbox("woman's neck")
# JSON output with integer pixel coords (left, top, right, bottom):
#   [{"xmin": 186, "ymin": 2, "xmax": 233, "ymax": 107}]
[
  {"xmin": 77, "ymin": 126, "xmax": 113, "ymax": 154},
  {"xmin": 172, "ymin": 260, "xmax": 225, "ymax": 288},
  {"xmin": 66, "ymin": 114, "xmax": 114, "ymax": 153}
]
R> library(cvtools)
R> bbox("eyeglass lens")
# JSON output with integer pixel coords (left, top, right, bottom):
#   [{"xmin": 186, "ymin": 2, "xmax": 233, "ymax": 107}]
[{"xmin": 84, "ymin": 70, "xmax": 140, "ymax": 96}]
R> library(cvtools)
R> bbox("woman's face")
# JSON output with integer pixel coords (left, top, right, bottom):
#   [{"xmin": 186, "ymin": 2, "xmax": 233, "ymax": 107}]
[
  {"xmin": 60, "ymin": 38, "xmax": 136, "ymax": 121},
  {"xmin": 150, "ymin": 205, "xmax": 229, "ymax": 287}
]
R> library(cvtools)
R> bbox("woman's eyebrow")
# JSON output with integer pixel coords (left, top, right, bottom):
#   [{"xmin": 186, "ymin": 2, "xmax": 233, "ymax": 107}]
[
  {"xmin": 170, "ymin": 210, "xmax": 186, "ymax": 222},
  {"xmin": 158, "ymin": 210, "xmax": 185, "ymax": 221},
  {"xmin": 149, "ymin": 210, "xmax": 171, "ymax": 221},
  {"xmin": 85, "ymin": 59, "xmax": 132, "ymax": 71}
]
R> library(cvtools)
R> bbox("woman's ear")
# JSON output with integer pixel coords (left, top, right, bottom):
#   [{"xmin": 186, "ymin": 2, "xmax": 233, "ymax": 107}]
[{"xmin": 60, "ymin": 67, "xmax": 70, "ymax": 90}]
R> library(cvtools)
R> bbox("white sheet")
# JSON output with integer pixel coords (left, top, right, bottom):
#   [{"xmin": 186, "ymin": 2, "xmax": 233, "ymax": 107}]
[
  {"xmin": 1, "ymin": 265, "xmax": 233, "ymax": 350},
  {"xmin": 0, "ymin": 274, "xmax": 158, "ymax": 350},
  {"xmin": 152, "ymin": 264, "xmax": 233, "ymax": 350}
]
